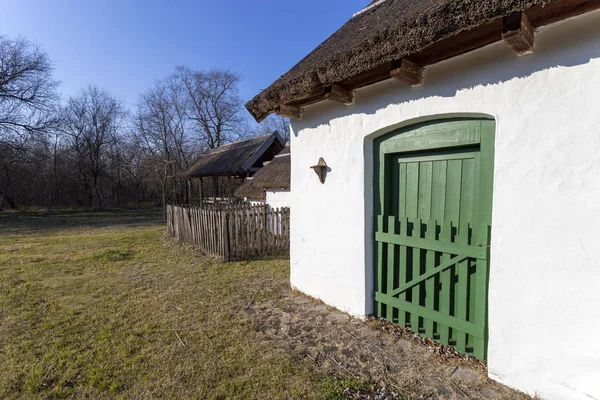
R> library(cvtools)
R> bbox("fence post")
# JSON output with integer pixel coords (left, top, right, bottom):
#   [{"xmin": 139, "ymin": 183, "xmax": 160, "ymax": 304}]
[
  {"xmin": 222, "ymin": 211, "xmax": 230, "ymax": 262},
  {"xmin": 166, "ymin": 203, "xmax": 290, "ymax": 261}
]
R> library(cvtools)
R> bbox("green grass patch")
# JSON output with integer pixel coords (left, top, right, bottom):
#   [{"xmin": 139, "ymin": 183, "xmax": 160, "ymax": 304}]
[
  {"xmin": 319, "ymin": 377, "xmax": 375, "ymax": 399},
  {"xmin": 0, "ymin": 209, "xmax": 329, "ymax": 399},
  {"xmin": 92, "ymin": 248, "xmax": 135, "ymax": 262}
]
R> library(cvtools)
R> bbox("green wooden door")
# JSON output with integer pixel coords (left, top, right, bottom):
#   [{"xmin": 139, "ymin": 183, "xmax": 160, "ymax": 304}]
[{"xmin": 374, "ymin": 118, "xmax": 495, "ymax": 360}]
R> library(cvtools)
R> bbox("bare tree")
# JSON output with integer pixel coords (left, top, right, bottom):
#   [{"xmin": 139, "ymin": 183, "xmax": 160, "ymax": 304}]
[
  {"xmin": 133, "ymin": 77, "xmax": 193, "ymax": 215},
  {"xmin": 120, "ymin": 133, "xmax": 152, "ymax": 209},
  {"xmin": 60, "ymin": 86, "xmax": 124, "ymax": 210},
  {"xmin": 0, "ymin": 35, "xmax": 58, "ymax": 210},
  {"xmin": 0, "ymin": 38, "xmax": 258, "ymax": 211},
  {"xmin": 175, "ymin": 67, "xmax": 245, "ymax": 149},
  {"xmin": 255, "ymin": 114, "xmax": 291, "ymax": 142}
]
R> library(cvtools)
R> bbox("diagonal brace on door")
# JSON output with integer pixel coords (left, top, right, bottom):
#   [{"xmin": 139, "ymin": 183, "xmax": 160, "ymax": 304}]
[{"xmin": 388, "ymin": 254, "xmax": 467, "ymax": 297}]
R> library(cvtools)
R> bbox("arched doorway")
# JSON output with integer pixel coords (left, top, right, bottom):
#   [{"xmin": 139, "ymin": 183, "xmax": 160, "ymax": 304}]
[{"xmin": 373, "ymin": 118, "xmax": 495, "ymax": 360}]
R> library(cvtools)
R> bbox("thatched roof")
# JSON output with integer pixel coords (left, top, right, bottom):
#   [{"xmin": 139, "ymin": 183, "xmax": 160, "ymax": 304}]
[
  {"xmin": 234, "ymin": 146, "xmax": 290, "ymax": 200},
  {"xmin": 187, "ymin": 132, "xmax": 285, "ymax": 178},
  {"xmin": 246, "ymin": 0, "xmax": 578, "ymax": 122}
]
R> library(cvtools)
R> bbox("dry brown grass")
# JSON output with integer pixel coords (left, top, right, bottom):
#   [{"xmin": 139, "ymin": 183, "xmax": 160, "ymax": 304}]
[
  {"xmin": 0, "ymin": 210, "xmax": 320, "ymax": 399},
  {"xmin": 0, "ymin": 209, "xmax": 535, "ymax": 399}
]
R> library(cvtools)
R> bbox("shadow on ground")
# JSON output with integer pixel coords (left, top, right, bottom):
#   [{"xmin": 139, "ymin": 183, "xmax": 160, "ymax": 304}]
[
  {"xmin": 0, "ymin": 208, "xmax": 163, "ymax": 235},
  {"xmin": 244, "ymin": 290, "xmax": 531, "ymax": 400}
]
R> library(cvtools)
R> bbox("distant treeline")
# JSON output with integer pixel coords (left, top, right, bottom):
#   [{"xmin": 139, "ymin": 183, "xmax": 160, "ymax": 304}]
[{"xmin": 0, "ymin": 35, "xmax": 288, "ymax": 213}]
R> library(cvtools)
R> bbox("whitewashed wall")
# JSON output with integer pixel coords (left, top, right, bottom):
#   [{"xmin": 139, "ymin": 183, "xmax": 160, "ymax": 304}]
[
  {"xmin": 266, "ymin": 189, "xmax": 291, "ymax": 209},
  {"xmin": 289, "ymin": 10, "xmax": 600, "ymax": 400}
]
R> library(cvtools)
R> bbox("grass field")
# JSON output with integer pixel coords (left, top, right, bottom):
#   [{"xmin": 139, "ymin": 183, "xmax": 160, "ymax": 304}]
[
  {"xmin": 0, "ymin": 209, "xmax": 332, "ymax": 399},
  {"xmin": 0, "ymin": 209, "xmax": 531, "ymax": 400}
]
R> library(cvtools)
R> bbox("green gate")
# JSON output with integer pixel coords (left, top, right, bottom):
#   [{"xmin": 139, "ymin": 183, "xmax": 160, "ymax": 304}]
[{"xmin": 373, "ymin": 118, "xmax": 495, "ymax": 360}]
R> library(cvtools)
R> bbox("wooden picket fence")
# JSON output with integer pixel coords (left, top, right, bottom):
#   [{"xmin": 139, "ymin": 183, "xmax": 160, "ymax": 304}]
[{"xmin": 166, "ymin": 203, "xmax": 290, "ymax": 261}]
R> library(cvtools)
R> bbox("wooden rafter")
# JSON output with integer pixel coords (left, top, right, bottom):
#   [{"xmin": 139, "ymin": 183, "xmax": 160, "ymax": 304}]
[
  {"xmin": 390, "ymin": 59, "xmax": 424, "ymax": 86},
  {"xmin": 324, "ymin": 84, "xmax": 354, "ymax": 105},
  {"xmin": 503, "ymin": 12, "xmax": 535, "ymax": 55},
  {"xmin": 277, "ymin": 104, "xmax": 303, "ymax": 120}
]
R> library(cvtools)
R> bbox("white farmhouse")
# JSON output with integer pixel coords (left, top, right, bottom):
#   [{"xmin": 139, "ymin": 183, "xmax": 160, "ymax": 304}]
[{"xmin": 246, "ymin": 1, "xmax": 600, "ymax": 399}]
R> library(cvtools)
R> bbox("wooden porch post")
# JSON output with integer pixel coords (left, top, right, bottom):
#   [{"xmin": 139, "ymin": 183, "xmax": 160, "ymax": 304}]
[
  {"xmin": 187, "ymin": 178, "xmax": 192, "ymax": 204},
  {"xmin": 199, "ymin": 177, "xmax": 203, "ymax": 204},
  {"xmin": 213, "ymin": 176, "xmax": 218, "ymax": 201}
]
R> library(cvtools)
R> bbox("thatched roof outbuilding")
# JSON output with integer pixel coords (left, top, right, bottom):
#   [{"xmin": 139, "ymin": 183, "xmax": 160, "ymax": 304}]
[
  {"xmin": 186, "ymin": 132, "xmax": 285, "ymax": 178},
  {"xmin": 234, "ymin": 146, "xmax": 290, "ymax": 200},
  {"xmin": 246, "ymin": 0, "xmax": 598, "ymax": 122}
]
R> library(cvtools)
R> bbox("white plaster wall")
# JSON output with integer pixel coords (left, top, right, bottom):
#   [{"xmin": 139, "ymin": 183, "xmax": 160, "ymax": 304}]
[
  {"xmin": 289, "ymin": 10, "xmax": 600, "ymax": 400},
  {"xmin": 246, "ymin": 199, "xmax": 264, "ymax": 206},
  {"xmin": 265, "ymin": 189, "xmax": 291, "ymax": 209}
]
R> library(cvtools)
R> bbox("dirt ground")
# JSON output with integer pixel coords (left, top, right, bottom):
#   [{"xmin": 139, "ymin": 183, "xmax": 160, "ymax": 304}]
[{"xmin": 245, "ymin": 289, "xmax": 532, "ymax": 400}]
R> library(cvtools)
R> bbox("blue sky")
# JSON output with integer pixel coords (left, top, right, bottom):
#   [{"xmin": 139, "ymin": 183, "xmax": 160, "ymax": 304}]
[{"xmin": 0, "ymin": 0, "xmax": 367, "ymax": 113}]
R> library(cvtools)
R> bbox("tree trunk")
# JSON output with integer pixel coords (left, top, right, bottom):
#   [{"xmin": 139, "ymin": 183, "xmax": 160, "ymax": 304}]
[
  {"xmin": 0, "ymin": 192, "xmax": 16, "ymax": 210},
  {"xmin": 92, "ymin": 175, "xmax": 101, "ymax": 211},
  {"xmin": 46, "ymin": 192, "xmax": 53, "ymax": 215},
  {"xmin": 116, "ymin": 168, "xmax": 121, "ymax": 208},
  {"xmin": 134, "ymin": 186, "xmax": 140, "ymax": 210},
  {"xmin": 0, "ymin": 169, "xmax": 12, "ymax": 211}
]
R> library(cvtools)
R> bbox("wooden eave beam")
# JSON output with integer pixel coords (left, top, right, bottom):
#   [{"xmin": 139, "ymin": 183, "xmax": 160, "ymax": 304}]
[
  {"xmin": 277, "ymin": 104, "xmax": 303, "ymax": 120},
  {"xmin": 272, "ymin": 0, "xmax": 600, "ymax": 114},
  {"xmin": 502, "ymin": 12, "xmax": 535, "ymax": 55},
  {"xmin": 390, "ymin": 59, "xmax": 424, "ymax": 86},
  {"xmin": 324, "ymin": 84, "xmax": 354, "ymax": 105}
]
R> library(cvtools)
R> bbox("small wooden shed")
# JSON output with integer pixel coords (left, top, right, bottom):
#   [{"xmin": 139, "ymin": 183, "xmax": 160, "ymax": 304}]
[
  {"xmin": 186, "ymin": 132, "xmax": 285, "ymax": 201},
  {"xmin": 234, "ymin": 145, "xmax": 291, "ymax": 207}
]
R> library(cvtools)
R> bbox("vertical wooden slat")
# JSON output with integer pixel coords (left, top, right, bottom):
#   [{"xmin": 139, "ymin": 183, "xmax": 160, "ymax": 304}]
[
  {"xmin": 473, "ymin": 227, "xmax": 490, "ymax": 359},
  {"xmin": 386, "ymin": 215, "xmax": 397, "ymax": 322},
  {"xmin": 192, "ymin": 209, "xmax": 196, "ymax": 244},
  {"xmin": 399, "ymin": 217, "xmax": 409, "ymax": 326},
  {"xmin": 222, "ymin": 211, "xmax": 229, "ymax": 261},
  {"xmin": 445, "ymin": 160, "xmax": 462, "ymax": 224},
  {"xmin": 460, "ymin": 158, "xmax": 475, "ymax": 227},
  {"xmin": 455, "ymin": 222, "xmax": 469, "ymax": 354},
  {"xmin": 376, "ymin": 215, "xmax": 384, "ymax": 317},
  {"xmin": 431, "ymin": 161, "xmax": 447, "ymax": 222},
  {"xmin": 210, "ymin": 208, "xmax": 214, "ymax": 251},
  {"xmin": 439, "ymin": 220, "xmax": 452, "ymax": 345},
  {"xmin": 425, "ymin": 219, "xmax": 436, "ymax": 338},
  {"xmin": 219, "ymin": 209, "xmax": 223, "ymax": 256},
  {"xmin": 254, "ymin": 207, "xmax": 258, "ymax": 257},
  {"xmin": 405, "ymin": 162, "xmax": 420, "ymax": 331},
  {"xmin": 410, "ymin": 217, "xmax": 421, "ymax": 332},
  {"xmin": 418, "ymin": 162, "xmax": 433, "ymax": 220},
  {"xmin": 405, "ymin": 162, "xmax": 419, "ymax": 219},
  {"xmin": 240, "ymin": 207, "xmax": 245, "ymax": 259},
  {"xmin": 260, "ymin": 207, "xmax": 269, "ymax": 254},
  {"xmin": 229, "ymin": 208, "xmax": 235, "ymax": 260},
  {"xmin": 398, "ymin": 163, "xmax": 407, "ymax": 218},
  {"xmin": 266, "ymin": 207, "xmax": 271, "ymax": 253},
  {"xmin": 418, "ymin": 161, "xmax": 434, "ymax": 337},
  {"xmin": 249, "ymin": 207, "xmax": 253, "ymax": 255}
]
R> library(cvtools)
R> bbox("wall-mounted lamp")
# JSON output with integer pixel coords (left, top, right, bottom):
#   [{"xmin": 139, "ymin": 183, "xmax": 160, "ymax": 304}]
[{"xmin": 310, "ymin": 157, "xmax": 328, "ymax": 184}]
